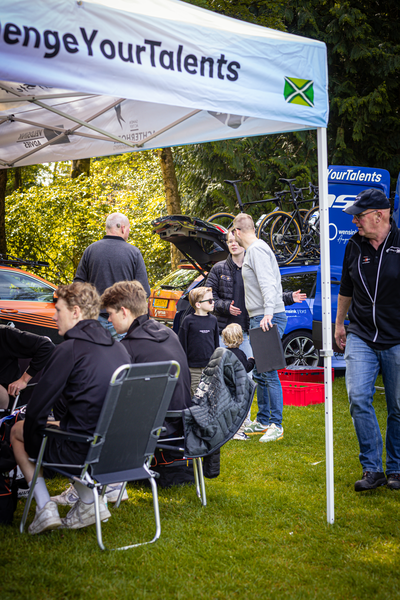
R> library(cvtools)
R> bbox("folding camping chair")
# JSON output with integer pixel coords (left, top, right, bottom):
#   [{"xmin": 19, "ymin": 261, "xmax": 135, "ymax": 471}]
[{"xmin": 20, "ymin": 361, "xmax": 179, "ymax": 551}]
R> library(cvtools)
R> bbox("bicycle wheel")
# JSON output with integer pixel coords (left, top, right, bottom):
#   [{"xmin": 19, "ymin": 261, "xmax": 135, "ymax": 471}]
[
  {"xmin": 206, "ymin": 212, "xmax": 235, "ymax": 232},
  {"xmin": 302, "ymin": 206, "xmax": 320, "ymax": 258},
  {"xmin": 268, "ymin": 211, "xmax": 302, "ymax": 265},
  {"xmin": 256, "ymin": 212, "xmax": 280, "ymax": 247}
]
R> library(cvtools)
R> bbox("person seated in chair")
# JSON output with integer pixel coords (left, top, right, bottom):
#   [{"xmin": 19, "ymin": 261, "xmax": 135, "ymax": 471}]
[
  {"xmin": 10, "ymin": 282, "xmax": 130, "ymax": 535},
  {"xmin": 101, "ymin": 280, "xmax": 193, "ymax": 487},
  {"xmin": 0, "ymin": 325, "xmax": 55, "ymax": 411}
]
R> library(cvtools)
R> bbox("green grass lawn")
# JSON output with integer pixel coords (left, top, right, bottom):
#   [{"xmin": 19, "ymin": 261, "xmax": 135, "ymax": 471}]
[{"xmin": 1, "ymin": 374, "xmax": 399, "ymax": 600}]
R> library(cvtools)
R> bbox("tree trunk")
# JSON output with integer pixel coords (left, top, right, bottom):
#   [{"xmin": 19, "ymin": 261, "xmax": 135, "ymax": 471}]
[
  {"xmin": 0, "ymin": 169, "xmax": 8, "ymax": 255},
  {"xmin": 158, "ymin": 148, "xmax": 182, "ymax": 270},
  {"xmin": 14, "ymin": 167, "xmax": 22, "ymax": 190},
  {"xmin": 71, "ymin": 158, "xmax": 90, "ymax": 179}
]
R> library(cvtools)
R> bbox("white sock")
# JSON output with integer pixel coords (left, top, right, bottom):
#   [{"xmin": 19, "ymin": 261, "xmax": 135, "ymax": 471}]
[
  {"xmin": 30, "ymin": 477, "xmax": 51, "ymax": 510},
  {"xmin": 74, "ymin": 481, "xmax": 94, "ymax": 504}
]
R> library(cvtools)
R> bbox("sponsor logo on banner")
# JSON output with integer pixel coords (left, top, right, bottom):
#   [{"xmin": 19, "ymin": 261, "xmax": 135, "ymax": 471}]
[
  {"xmin": 284, "ymin": 77, "xmax": 314, "ymax": 107},
  {"xmin": 16, "ymin": 125, "xmax": 70, "ymax": 148}
]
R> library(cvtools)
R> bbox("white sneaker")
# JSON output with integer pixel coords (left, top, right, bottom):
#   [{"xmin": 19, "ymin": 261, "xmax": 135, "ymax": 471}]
[
  {"xmin": 233, "ymin": 431, "xmax": 250, "ymax": 441},
  {"xmin": 60, "ymin": 497, "xmax": 111, "ymax": 530},
  {"xmin": 259, "ymin": 423, "xmax": 284, "ymax": 443},
  {"xmin": 28, "ymin": 500, "xmax": 62, "ymax": 535},
  {"xmin": 51, "ymin": 484, "xmax": 79, "ymax": 506},
  {"xmin": 104, "ymin": 483, "xmax": 129, "ymax": 503}
]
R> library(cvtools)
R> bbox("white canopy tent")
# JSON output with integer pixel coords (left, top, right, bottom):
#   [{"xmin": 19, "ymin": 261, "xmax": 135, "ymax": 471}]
[{"xmin": 0, "ymin": 0, "xmax": 334, "ymax": 522}]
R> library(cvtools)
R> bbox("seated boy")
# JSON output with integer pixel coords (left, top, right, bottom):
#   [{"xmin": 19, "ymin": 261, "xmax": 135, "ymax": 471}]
[
  {"xmin": 10, "ymin": 282, "xmax": 130, "ymax": 535},
  {"xmin": 0, "ymin": 326, "xmax": 54, "ymax": 410},
  {"xmin": 101, "ymin": 280, "xmax": 192, "ymax": 419},
  {"xmin": 178, "ymin": 286, "xmax": 219, "ymax": 396}
]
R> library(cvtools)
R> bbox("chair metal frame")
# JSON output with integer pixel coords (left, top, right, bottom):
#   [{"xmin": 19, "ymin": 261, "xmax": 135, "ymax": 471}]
[
  {"xmin": 20, "ymin": 361, "xmax": 180, "ymax": 551},
  {"xmin": 157, "ymin": 410, "xmax": 207, "ymax": 506}
]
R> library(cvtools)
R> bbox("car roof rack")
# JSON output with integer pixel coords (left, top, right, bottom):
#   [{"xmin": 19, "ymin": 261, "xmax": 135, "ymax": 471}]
[{"xmin": 0, "ymin": 254, "xmax": 49, "ymax": 268}]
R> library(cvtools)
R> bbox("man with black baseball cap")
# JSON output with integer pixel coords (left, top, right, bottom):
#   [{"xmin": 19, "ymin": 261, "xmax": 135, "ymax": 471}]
[{"xmin": 335, "ymin": 188, "xmax": 400, "ymax": 492}]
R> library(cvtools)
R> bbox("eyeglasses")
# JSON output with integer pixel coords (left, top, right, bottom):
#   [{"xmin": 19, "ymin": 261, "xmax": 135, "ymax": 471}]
[
  {"xmin": 353, "ymin": 210, "xmax": 377, "ymax": 222},
  {"xmin": 231, "ymin": 227, "xmax": 241, "ymax": 233},
  {"xmin": 198, "ymin": 298, "xmax": 215, "ymax": 304}
]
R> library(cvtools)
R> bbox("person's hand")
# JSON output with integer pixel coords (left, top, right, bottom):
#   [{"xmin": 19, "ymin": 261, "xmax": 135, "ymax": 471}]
[
  {"xmin": 335, "ymin": 324, "xmax": 347, "ymax": 351},
  {"xmin": 8, "ymin": 376, "xmax": 28, "ymax": 397},
  {"xmin": 229, "ymin": 301, "xmax": 242, "ymax": 316},
  {"xmin": 292, "ymin": 289, "xmax": 307, "ymax": 303},
  {"xmin": 260, "ymin": 315, "xmax": 273, "ymax": 331}
]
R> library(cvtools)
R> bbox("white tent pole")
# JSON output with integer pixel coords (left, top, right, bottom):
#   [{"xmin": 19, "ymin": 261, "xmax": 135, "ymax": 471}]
[{"xmin": 317, "ymin": 127, "xmax": 334, "ymax": 524}]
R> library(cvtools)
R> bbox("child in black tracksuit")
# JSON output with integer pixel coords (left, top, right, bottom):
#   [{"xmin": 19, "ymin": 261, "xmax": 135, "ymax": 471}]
[{"xmin": 178, "ymin": 286, "xmax": 219, "ymax": 396}]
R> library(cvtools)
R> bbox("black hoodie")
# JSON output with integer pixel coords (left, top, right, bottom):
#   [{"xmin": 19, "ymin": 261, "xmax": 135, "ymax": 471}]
[
  {"xmin": 24, "ymin": 319, "xmax": 130, "ymax": 458},
  {"xmin": 121, "ymin": 315, "xmax": 192, "ymax": 414}
]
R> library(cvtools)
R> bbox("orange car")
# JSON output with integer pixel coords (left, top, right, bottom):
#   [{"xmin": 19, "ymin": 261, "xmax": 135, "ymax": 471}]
[
  {"xmin": 148, "ymin": 265, "xmax": 202, "ymax": 325},
  {"xmin": 0, "ymin": 256, "xmax": 62, "ymax": 343},
  {"xmin": 150, "ymin": 215, "xmax": 229, "ymax": 327}
]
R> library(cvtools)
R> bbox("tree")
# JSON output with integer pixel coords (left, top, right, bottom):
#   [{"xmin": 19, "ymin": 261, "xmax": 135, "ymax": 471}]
[
  {"xmin": 0, "ymin": 169, "xmax": 7, "ymax": 255},
  {"xmin": 5, "ymin": 152, "xmax": 170, "ymax": 286},
  {"xmin": 158, "ymin": 148, "xmax": 183, "ymax": 269}
]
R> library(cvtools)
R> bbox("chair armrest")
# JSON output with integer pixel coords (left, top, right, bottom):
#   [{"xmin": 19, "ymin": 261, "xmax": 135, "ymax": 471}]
[
  {"xmin": 40, "ymin": 427, "xmax": 95, "ymax": 444},
  {"xmin": 165, "ymin": 410, "xmax": 183, "ymax": 418}
]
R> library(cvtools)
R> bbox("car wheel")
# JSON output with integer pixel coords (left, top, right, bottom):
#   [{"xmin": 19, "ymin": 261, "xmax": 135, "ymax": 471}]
[{"xmin": 282, "ymin": 329, "xmax": 320, "ymax": 367}]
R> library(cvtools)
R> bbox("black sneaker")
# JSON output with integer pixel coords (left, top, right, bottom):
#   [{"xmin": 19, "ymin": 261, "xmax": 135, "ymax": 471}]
[
  {"xmin": 354, "ymin": 471, "xmax": 387, "ymax": 492},
  {"xmin": 387, "ymin": 473, "xmax": 400, "ymax": 490}
]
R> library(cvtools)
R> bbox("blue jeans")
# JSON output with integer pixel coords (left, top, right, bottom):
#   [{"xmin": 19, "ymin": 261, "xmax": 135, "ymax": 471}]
[
  {"xmin": 98, "ymin": 315, "xmax": 126, "ymax": 342},
  {"xmin": 219, "ymin": 331, "xmax": 253, "ymax": 358},
  {"xmin": 345, "ymin": 333, "xmax": 400, "ymax": 474},
  {"xmin": 250, "ymin": 312, "xmax": 287, "ymax": 427}
]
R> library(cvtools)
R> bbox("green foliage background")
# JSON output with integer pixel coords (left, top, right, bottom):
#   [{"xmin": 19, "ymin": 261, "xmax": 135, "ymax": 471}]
[{"xmin": 5, "ymin": 153, "xmax": 170, "ymax": 286}]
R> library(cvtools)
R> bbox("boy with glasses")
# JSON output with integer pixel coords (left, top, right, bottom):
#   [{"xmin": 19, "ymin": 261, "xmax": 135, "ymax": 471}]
[{"xmin": 178, "ymin": 287, "xmax": 219, "ymax": 396}]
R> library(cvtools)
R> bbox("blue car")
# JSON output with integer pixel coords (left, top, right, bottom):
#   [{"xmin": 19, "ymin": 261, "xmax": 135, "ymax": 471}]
[{"xmin": 152, "ymin": 215, "xmax": 346, "ymax": 369}]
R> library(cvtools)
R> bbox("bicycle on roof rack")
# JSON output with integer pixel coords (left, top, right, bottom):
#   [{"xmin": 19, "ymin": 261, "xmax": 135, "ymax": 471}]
[
  {"xmin": 0, "ymin": 254, "xmax": 49, "ymax": 269},
  {"xmin": 206, "ymin": 179, "xmax": 320, "ymax": 266}
]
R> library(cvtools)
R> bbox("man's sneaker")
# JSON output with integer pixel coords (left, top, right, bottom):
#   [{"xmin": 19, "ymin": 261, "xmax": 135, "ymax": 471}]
[
  {"xmin": 244, "ymin": 421, "xmax": 269, "ymax": 435},
  {"xmin": 233, "ymin": 431, "xmax": 250, "ymax": 441},
  {"xmin": 28, "ymin": 500, "xmax": 62, "ymax": 535},
  {"xmin": 51, "ymin": 484, "xmax": 79, "ymax": 506},
  {"xmin": 60, "ymin": 497, "xmax": 111, "ymax": 530},
  {"xmin": 387, "ymin": 473, "xmax": 400, "ymax": 490},
  {"xmin": 104, "ymin": 483, "xmax": 129, "ymax": 503},
  {"xmin": 259, "ymin": 423, "xmax": 284, "ymax": 443},
  {"xmin": 354, "ymin": 471, "xmax": 387, "ymax": 491}
]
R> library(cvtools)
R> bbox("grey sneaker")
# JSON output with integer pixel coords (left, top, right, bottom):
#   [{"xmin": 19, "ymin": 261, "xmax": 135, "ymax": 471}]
[
  {"xmin": 51, "ymin": 484, "xmax": 79, "ymax": 506},
  {"xmin": 60, "ymin": 497, "xmax": 111, "ymax": 530},
  {"xmin": 105, "ymin": 483, "xmax": 129, "ymax": 503},
  {"xmin": 259, "ymin": 423, "xmax": 284, "ymax": 443},
  {"xmin": 233, "ymin": 431, "xmax": 250, "ymax": 441},
  {"xmin": 244, "ymin": 421, "xmax": 269, "ymax": 435},
  {"xmin": 28, "ymin": 500, "xmax": 62, "ymax": 535}
]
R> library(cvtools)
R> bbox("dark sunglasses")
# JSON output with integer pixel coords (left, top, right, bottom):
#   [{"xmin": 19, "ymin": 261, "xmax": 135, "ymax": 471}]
[{"xmin": 198, "ymin": 298, "xmax": 215, "ymax": 304}]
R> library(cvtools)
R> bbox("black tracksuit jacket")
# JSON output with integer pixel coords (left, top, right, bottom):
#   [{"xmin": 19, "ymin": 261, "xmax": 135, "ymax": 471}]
[
  {"xmin": 339, "ymin": 220, "xmax": 400, "ymax": 348},
  {"xmin": 23, "ymin": 319, "xmax": 130, "ymax": 458}
]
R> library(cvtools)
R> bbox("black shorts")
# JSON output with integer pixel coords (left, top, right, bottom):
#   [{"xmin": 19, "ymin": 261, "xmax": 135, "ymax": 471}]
[{"xmin": 43, "ymin": 426, "xmax": 88, "ymax": 472}]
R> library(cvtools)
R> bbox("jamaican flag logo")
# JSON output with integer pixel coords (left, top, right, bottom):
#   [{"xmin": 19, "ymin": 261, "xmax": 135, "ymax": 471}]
[{"xmin": 284, "ymin": 77, "xmax": 314, "ymax": 107}]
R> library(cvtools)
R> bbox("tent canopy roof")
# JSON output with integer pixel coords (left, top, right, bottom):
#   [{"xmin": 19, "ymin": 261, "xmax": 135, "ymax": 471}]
[{"xmin": 0, "ymin": 0, "xmax": 328, "ymax": 167}]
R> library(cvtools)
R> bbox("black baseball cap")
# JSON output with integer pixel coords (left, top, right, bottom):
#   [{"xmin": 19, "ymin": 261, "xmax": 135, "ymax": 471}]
[{"xmin": 343, "ymin": 188, "xmax": 390, "ymax": 215}]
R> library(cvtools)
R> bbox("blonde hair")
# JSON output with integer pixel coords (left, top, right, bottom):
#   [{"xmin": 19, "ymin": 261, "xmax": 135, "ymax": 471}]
[
  {"xmin": 221, "ymin": 323, "xmax": 244, "ymax": 348},
  {"xmin": 56, "ymin": 282, "xmax": 100, "ymax": 320},
  {"xmin": 189, "ymin": 286, "xmax": 213, "ymax": 309}
]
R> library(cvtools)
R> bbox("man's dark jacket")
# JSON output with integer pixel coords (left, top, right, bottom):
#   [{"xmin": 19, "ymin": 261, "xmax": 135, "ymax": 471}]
[
  {"xmin": 121, "ymin": 315, "xmax": 192, "ymax": 417},
  {"xmin": 339, "ymin": 220, "xmax": 400, "ymax": 347},
  {"xmin": 24, "ymin": 320, "xmax": 130, "ymax": 459},
  {"xmin": 206, "ymin": 255, "xmax": 296, "ymax": 333},
  {"xmin": 74, "ymin": 236, "xmax": 150, "ymax": 314},
  {"xmin": 0, "ymin": 325, "xmax": 54, "ymax": 387}
]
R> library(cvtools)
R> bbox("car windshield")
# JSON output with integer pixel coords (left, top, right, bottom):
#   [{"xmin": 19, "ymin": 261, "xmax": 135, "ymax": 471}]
[
  {"xmin": 155, "ymin": 268, "xmax": 200, "ymax": 292},
  {"xmin": 0, "ymin": 270, "xmax": 55, "ymax": 301}
]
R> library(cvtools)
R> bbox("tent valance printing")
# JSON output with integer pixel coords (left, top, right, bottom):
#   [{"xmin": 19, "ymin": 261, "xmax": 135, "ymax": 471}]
[{"xmin": 0, "ymin": 0, "xmax": 335, "ymax": 522}]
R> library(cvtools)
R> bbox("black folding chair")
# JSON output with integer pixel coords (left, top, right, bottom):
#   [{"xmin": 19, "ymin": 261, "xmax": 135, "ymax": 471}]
[{"xmin": 20, "ymin": 361, "xmax": 179, "ymax": 551}]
